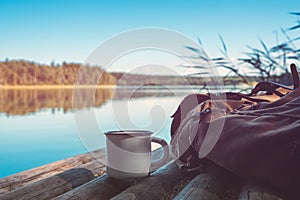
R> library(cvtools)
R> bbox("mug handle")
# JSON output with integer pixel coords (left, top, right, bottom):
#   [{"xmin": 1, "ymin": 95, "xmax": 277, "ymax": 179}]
[{"xmin": 150, "ymin": 137, "xmax": 169, "ymax": 172}]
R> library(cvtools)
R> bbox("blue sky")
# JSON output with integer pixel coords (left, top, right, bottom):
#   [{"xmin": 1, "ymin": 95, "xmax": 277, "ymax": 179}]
[{"xmin": 0, "ymin": 0, "xmax": 299, "ymax": 66}]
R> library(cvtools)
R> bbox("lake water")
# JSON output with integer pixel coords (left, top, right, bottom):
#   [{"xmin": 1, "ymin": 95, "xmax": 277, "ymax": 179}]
[{"xmin": 0, "ymin": 85, "xmax": 249, "ymax": 178}]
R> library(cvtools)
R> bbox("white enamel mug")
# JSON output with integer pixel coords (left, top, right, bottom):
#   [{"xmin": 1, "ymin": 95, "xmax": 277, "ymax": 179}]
[{"xmin": 105, "ymin": 130, "xmax": 169, "ymax": 179}]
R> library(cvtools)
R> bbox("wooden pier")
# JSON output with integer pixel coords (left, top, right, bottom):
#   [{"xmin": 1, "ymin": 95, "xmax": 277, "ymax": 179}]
[{"xmin": 0, "ymin": 148, "xmax": 284, "ymax": 200}]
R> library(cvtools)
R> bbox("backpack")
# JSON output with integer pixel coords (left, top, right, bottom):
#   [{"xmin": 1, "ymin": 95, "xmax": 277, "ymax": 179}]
[{"xmin": 170, "ymin": 64, "xmax": 300, "ymax": 198}]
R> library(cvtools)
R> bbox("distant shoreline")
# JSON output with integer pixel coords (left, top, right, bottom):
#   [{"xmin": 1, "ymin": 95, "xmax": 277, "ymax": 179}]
[
  {"xmin": 0, "ymin": 83, "xmax": 255, "ymax": 90},
  {"xmin": 0, "ymin": 85, "xmax": 117, "ymax": 89}
]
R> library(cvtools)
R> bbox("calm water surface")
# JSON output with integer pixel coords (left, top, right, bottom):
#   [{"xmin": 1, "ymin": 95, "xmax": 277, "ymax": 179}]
[{"xmin": 0, "ymin": 86, "xmax": 249, "ymax": 178}]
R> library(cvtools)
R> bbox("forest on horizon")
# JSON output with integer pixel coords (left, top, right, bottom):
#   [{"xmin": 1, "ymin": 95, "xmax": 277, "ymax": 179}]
[
  {"xmin": 0, "ymin": 60, "xmax": 117, "ymax": 85},
  {"xmin": 0, "ymin": 60, "xmax": 295, "ymax": 87}
]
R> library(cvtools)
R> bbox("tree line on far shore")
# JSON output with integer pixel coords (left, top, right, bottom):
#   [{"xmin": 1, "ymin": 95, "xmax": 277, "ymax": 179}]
[
  {"xmin": 0, "ymin": 60, "xmax": 288, "ymax": 87},
  {"xmin": 0, "ymin": 60, "xmax": 117, "ymax": 85}
]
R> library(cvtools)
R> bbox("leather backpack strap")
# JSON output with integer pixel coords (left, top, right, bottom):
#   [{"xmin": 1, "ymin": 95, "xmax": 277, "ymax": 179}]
[
  {"xmin": 248, "ymin": 63, "xmax": 298, "ymax": 96},
  {"xmin": 291, "ymin": 63, "xmax": 299, "ymax": 89}
]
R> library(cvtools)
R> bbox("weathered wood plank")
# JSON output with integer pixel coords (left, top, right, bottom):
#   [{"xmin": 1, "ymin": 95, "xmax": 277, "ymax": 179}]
[
  {"xmin": 53, "ymin": 174, "xmax": 138, "ymax": 200},
  {"xmin": 110, "ymin": 162, "xmax": 199, "ymax": 200},
  {"xmin": 173, "ymin": 173, "xmax": 239, "ymax": 200},
  {"xmin": 0, "ymin": 159, "xmax": 105, "ymax": 200},
  {"xmin": 54, "ymin": 148, "xmax": 172, "ymax": 200},
  {"xmin": 0, "ymin": 149, "xmax": 104, "ymax": 194},
  {"xmin": 173, "ymin": 174, "xmax": 222, "ymax": 200},
  {"xmin": 172, "ymin": 162, "xmax": 242, "ymax": 200},
  {"xmin": 238, "ymin": 182, "xmax": 283, "ymax": 200},
  {"xmin": 0, "ymin": 144, "xmax": 160, "ymax": 195}
]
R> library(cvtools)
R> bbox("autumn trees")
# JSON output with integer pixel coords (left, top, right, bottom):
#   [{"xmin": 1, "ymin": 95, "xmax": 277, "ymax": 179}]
[{"xmin": 0, "ymin": 60, "xmax": 116, "ymax": 86}]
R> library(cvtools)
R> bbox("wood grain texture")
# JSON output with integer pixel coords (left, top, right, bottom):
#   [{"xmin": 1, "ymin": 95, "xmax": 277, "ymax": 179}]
[
  {"xmin": 0, "ymin": 159, "xmax": 105, "ymax": 200},
  {"xmin": 54, "ymin": 148, "xmax": 171, "ymax": 200},
  {"xmin": 0, "ymin": 149, "xmax": 104, "ymax": 195},
  {"xmin": 173, "ymin": 163, "xmax": 242, "ymax": 200},
  {"xmin": 1, "ymin": 145, "xmax": 286, "ymax": 200},
  {"xmin": 54, "ymin": 173, "xmax": 139, "ymax": 200},
  {"xmin": 110, "ymin": 162, "xmax": 199, "ymax": 200},
  {"xmin": 238, "ymin": 182, "xmax": 283, "ymax": 200}
]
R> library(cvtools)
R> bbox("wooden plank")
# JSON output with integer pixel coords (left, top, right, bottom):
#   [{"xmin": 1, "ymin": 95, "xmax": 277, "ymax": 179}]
[
  {"xmin": 172, "ymin": 174, "xmax": 239, "ymax": 200},
  {"xmin": 238, "ymin": 182, "xmax": 283, "ymax": 200},
  {"xmin": 0, "ymin": 149, "xmax": 104, "ymax": 194},
  {"xmin": 173, "ymin": 163, "xmax": 242, "ymax": 200},
  {"xmin": 0, "ymin": 144, "xmax": 160, "ymax": 194},
  {"xmin": 54, "ymin": 148, "xmax": 174, "ymax": 200},
  {"xmin": 110, "ymin": 162, "xmax": 199, "ymax": 200},
  {"xmin": 173, "ymin": 174, "xmax": 222, "ymax": 200},
  {"xmin": 53, "ymin": 174, "xmax": 138, "ymax": 200},
  {"xmin": 0, "ymin": 159, "xmax": 105, "ymax": 200}
]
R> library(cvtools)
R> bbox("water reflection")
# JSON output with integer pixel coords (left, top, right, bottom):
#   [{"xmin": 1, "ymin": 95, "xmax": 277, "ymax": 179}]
[
  {"xmin": 0, "ymin": 85, "xmax": 248, "ymax": 116},
  {"xmin": 0, "ymin": 88, "xmax": 115, "ymax": 116},
  {"xmin": 0, "ymin": 87, "xmax": 183, "ymax": 116}
]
